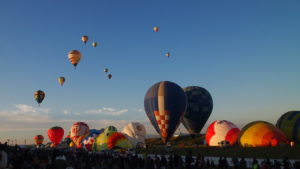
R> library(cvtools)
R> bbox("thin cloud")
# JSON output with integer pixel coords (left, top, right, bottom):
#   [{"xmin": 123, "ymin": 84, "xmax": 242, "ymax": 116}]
[{"xmin": 85, "ymin": 107, "xmax": 128, "ymax": 116}]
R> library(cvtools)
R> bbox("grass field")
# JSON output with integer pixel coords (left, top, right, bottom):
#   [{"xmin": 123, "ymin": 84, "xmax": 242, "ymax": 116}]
[{"xmin": 140, "ymin": 135, "xmax": 300, "ymax": 159}]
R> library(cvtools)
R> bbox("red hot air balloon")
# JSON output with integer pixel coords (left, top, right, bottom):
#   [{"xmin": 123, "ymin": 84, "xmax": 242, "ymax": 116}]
[{"xmin": 48, "ymin": 126, "xmax": 64, "ymax": 147}]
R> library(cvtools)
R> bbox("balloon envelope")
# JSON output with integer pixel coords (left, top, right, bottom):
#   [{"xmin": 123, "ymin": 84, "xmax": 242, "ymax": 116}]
[
  {"xmin": 68, "ymin": 50, "xmax": 82, "ymax": 68},
  {"xmin": 34, "ymin": 90, "xmax": 45, "ymax": 105},
  {"xmin": 153, "ymin": 26, "xmax": 159, "ymax": 32},
  {"xmin": 122, "ymin": 122, "xmax": 146, "ymax": 147},
  {"xmin": 93, "ymin": 126, "xmax": 117, "ymax": 151},
  {"xmin": 58, "ymin": 77, "xmax": 65, "ymax": 86},
  {"xmin": 206, "ymin": 120, "xmax": 240, "ymax": 146},
  {"xmin": 70, "ymin": 122, "xmax": 90, "ymax": 148},
  {"xmin": 92, "ymin": 42, "xmax": 97, "ymax": 47},
  {"xmin": 182, "ymin": 86, "xmax": 213, "ymax": 134},
  {"xmin": 34, "ymin": 135, "xmax": 44, "ymax": 146},
  {"xmin": 238, "ymin": 121, "xmax": 287, "ymax": 147},
  {"xmin": 82, "ymin": 35, "xmax": 88, "ymax": 43},
  {"xmin": 276, "ymin": 111, "xmax": 300, "ymax": 143},
  {"xmin": 48, "ymin": 126, "xmax": 64, "ymax": 147},
  {"xmin": 144, "ymin": 81, "xmax": 187, "ymax": 143},
  {"xmin": 108, "ymin": 132, "xmax": 132, "ymax": 150}
]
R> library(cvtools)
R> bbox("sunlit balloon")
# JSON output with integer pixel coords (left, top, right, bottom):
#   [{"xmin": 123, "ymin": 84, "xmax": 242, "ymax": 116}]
[
  {"xmin": 48, "ymin": 126, "xmax": 64, "ymax": 147},
  {"xmin": 82, "ymin": 35, "xmax": 88, "ymax": 44},
  {"xmin": 166, "ymin": 52, "xmax": 170, "ymax": 58},
  {"xmin": 144, "ymin": 81, "xmax": 187, "ymax": 143},
  {"xmin": 182, "ymin": 86, "xmax": 213, "ymax": 135},
  {"xmin": 92, "ymin": 42, "xmax": 97, "ymax": 47},
  {"xmin": 238, "ymin": 121, "xmax": 288, "ymax": 147},
  {"xmin": 34, "ymin": 135, "xmax": 44, "ymax": 147},
  {"xmin": 68, "ymin": 50, "xmax": 82, "ymax": 69},
  {"xmin": 58, "ymin": 77, "xmax": 65, "ymax": 86},
  {"xmin": 108, "ymin": 132, "xmax": 133, "ymax": 150},
  {"xmin": 70, "ymin": 122, "xmax": 90, "ymax": 148},
  {"xmin": 206, "ymin": 120, "xmax": 240, "ymax": 146},
  {"xmin": 83, "ymin": 129, "xmax": 104, "ymax": 151},
  {"xmin": 122, "ymin": 122, "xmax": 146, "ymax": 148},
  {"xmin": 93, "ymin": 126, "xmax": 117, "ymax": 151},
  {"xmin": 34, "ymin": 90, "xmax": 45, "ymax": 106},
  {"xmin": 276, "ymin": 111, "xmax": 300, "ymax": 143},
  {"xmin": 153, "ymin": 26, "xmax": 159, "ymax": 32}
]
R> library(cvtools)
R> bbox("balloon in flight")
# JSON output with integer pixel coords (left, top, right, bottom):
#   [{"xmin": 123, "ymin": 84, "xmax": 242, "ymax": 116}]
[
  {"xmin": 92, "ymin": 42, "xmax": 97, "ymax": 47},
  {"xmin": 34, "ymin": 90, "xmax": 45, "ymax": 106},
  {"xmin": 107, "ymin": 74, "xmax": 112, "ymax": 79},
  {"xmin": 144, "ymin": 81, "xmax": 187, "ymax": 143},
  {"xmin": 104, "ymin": 68, "xmax": 109, "ymax": 74},
  {"xmin": 153, "ymin": 26, "xmax": 159, "ymax": 32},
  {"xmin": 68, "ymin": 50, "xmax": 82, "ymax": 69},
  {"xmin": 58, "ymin": 77, "xmax": 65, "ymax": 86},
  {"xmin": 82, "ymin": 35, "xmax": 88, "ymax": 44}
]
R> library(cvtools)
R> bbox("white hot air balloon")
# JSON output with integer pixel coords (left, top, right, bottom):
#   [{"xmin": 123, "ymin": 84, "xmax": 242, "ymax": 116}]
[{"xmin": 122, "ymin": 122, "xmax": 146, "ymax": 148}]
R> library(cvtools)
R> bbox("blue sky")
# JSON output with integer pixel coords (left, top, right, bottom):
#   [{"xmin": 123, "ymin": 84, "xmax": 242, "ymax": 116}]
[{"xmin": 0, "ymin": 0, "xmax": 300, "ymax": 144}]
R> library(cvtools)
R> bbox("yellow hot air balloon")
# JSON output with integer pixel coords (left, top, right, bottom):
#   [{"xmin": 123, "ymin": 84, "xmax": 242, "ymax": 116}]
[
  {"xmin": 153, "ymin": 26, "xmax": 159, "ymax": 32},
  {"xmin": 68, "ymin": 50, "xmax": 82, "ymax": 69},
  {"xmin": 82, "ymin": 35, "xmax": 88, "ymax": 44},
  {"xmin": 92, "ymin": 42, "xmax": 97, "ymax": 47},
  {"xmin": 58, "ymin": 77, "xmax": 65, "ymax": 86}
]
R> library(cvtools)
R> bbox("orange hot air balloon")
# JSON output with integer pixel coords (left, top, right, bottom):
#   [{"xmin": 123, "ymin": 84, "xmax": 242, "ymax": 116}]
[
  {"xmin": 68, "ymin": 50, "xmax": 82, "ymax": 69},
  {"xmin": 48, "ymin": 126, "xmax": 64, "ymax": 147},
  {"xmin": 82, "ymin": 35, "xmax": 88, "ymax": 44},
  {"xmin": 108, "ymin": 132, "xmax": 132, "ymax": 150},
  {"xmin": 34, "ymin": 135, "xmax": 44, "ymax": 146},
  {"xmin": 58, "ymin": 77, "xmax": 65, "ymax": 86},
  {"xmin": 92, "ymin": 42, "xmax": 97, "ymax": 47},
  {"xmin": 153, "ymin": 26, "xmax": 159, "ymax": 32},
  {"xmin": 70, "ymin": 122, "xmax": 90, "ymax": 148}
]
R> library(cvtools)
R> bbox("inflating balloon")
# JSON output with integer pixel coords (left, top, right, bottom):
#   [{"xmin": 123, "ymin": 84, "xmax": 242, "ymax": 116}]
[
  {"xmin": 206, "ymin": 120, "xmax": 240, "ymax": 146},
  {"xmin": 34, "ymin": 90, "xmax": 45, "ymax": 106},
  {"xmin": 83, "ymin": 129, "xmax": 104, "ymax": 151},
  {"xmin": 93, "ymin": 126, "xmax": 117, "ymax": 151},
  {"xmin": 48, "ymin": 126, "xmax": 64, "ymax": 147},
  {"xmin": 122, "ymin": 122, "xmax": 146, "ymax": 147},
  {"xmin": 34, "ymin": 135, "xmax": 44, "ymax": 147},
  {"xmin": 182, "ymin": 86, "xmax": 213, "ymax": 135},
  {"xmin": 70, "ymin": 122, "xmax": 90, "ymax": 148},
  {"xmin": 68, "ymin": 50, "xmax": 82, "ymax": 69},
  {"xmin": 276, "ymin": 111, "xmax": 300, "ymax": 143},
  {"xmin": 108, "ymin": 132, "xmax": 132, "ymax": 150},
  {"xmin": 238, "ymin": 121, "xmax": 288, "ymax": 147},
  {"xmin": 144, "ymin": 81, "xmax": 187, "ymax": 143},
  {"xmin": 58, "ymin": 77, "xmax": 65, "ymax": 86}
]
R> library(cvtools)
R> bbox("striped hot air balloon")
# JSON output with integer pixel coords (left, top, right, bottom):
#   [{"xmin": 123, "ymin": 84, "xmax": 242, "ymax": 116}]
[
  {"xmin": 206, "ymin": 120, "xmax": 240, "ymax": 146},
  {"xmin": 238, "ymin": 121, "xmax": 288, "ymax": 147},
  {"xmin": 144, "ymin": 81, "xmax": 187, "ymax": 143},
  {"xmin": 68, "ymin": 50, "xmax": 82, "ymax": 69},
  {"xmin": 276, "ymin": 111, "xmax": 300, "ymax": 143}
]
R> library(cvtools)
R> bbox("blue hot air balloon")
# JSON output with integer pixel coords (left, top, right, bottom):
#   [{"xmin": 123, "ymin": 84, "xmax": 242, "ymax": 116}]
[
  {"xmin": 182, "ymin": 86, "xmax": 213, "ymax": 134},
  {"xmin": 144, "ymin": 81, "xmax": 187, "ymax": 143}
]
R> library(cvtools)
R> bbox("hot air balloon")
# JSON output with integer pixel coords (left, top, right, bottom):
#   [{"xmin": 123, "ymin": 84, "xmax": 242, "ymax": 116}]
[
  {"xmin": 82, "ymin": 35, "xmax": 88, "ymax": 44},
  {"xmin": 276, "ymin": 111, "xmax": 300, "ymax": 143},
  {"xmin": 34, "ymin": 90, "xmax": 45, "ymax": 106},
  {"xmin": 108, "ymin": 132, "xmax": 133, "ymax": 150},
  {"xmin": 166, "ymin": 52, "xmax": 170, "ymax": 58},
  {"xmin": 153, "ymin": 26, "xmax": 159, "ymax": 32},
  {"xmin": 238, "ymin": 121, "xmax": 288, "ymax": 147},
  {"xmin": 182, "ymin": 86, "xmax": 213, "ymax": 135},
  {"xmin": 68, "ymin": 50, "xmax": 82, "ymax": 69},
  {"xmin": 34, "ymin": 135, "xmax": 44, "ymax": 147},
  {"xmin": 107, "ymin": 74, "xmax": 112, "ymax": 79},
  {"xmin": 144, "ymin": 81, "xmax": 187, "ymax": 143},
  {"xmin": 48, "ymin": 126, "xmax": 64, "ymax": 147},
  {"xmin": 93, "ymin": 126, "xmax": 117, "ymax": 151},
  {"xmin": 104, "ymin": 68, "xmax": 109, "ymax": 74},
  {"xmin": 83, "ymin": 129, "xmax": 104, "ymax": 151},
  {"xmin": 122, "ymin": 122, "xmax": 147, "ymax": 147},
  {"xmin": 205, "ymin": 120, "xmax": 240, "ymax": 146},
  {"xmin": 92, "ymin": 42, "xmax": 97, "ymax": 47},
  {"xmin": 70, "ymin": 122, "xmax": 90, "ymax": 148},
  {"xmin": 58, "ymin": 77, "xmax": 65, "ymax": 86}
]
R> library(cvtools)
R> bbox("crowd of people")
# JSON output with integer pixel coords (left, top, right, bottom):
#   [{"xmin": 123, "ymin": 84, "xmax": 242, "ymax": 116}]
[{"xmin": 1, "ymin": 142, "xmax": 300, "ymax": 169}]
